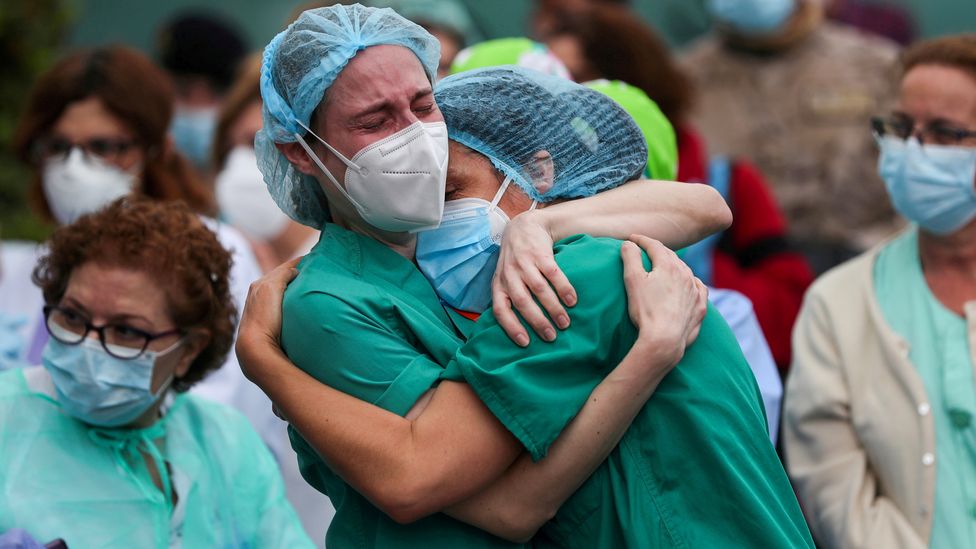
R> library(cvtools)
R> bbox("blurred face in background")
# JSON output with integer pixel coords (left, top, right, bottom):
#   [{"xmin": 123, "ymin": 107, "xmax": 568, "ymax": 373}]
[
  {"xmin": 38, "ymin": 97, "xmax": 145, "ymax": 225},
  {"xmin": 429, "ymin": 27, "xmax": 463, "ymax": 80},
  {"xmin": 545, "ymin": 33, "xmax": 598, "ymax": 82}
]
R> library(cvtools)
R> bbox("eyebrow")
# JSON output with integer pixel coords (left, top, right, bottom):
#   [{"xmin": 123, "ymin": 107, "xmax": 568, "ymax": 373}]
[
  {"xmin": 349, "ymin": 88, "xmax": 434, "ymax": 122},
  {"xmin": 61, "ymin": 297, "xmax": 154, "ymax": 326},
  {"xmin": 892, "ymin": 110, "xmax": 968, "ymax": 127}
]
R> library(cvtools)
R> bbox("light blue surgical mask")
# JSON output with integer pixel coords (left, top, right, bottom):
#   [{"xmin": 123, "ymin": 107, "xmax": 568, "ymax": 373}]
[
  {"xmin": 417, "ymin": 176, "xmax": 534, "ymax": 313},
  {"xmin": 170, "ymin": 107, "xmax": 217, "ymax": 168},
  {"xmin": 41, "ymin": 328, "xmax": 182, "ymax": 428},
  {"xmin": 877, "ymin": 135, "xmax": 976, "ymax": 235},
  {"xmin": 706, "ymin": 0, "xmax": 795, "ymax": 33}
]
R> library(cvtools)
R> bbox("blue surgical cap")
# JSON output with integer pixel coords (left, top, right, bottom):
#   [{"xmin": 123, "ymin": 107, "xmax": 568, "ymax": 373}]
[
  {"xmin": 435, "ymin": 66, "xmax": 648, "ymax": 202},
  {"xmin": 256, "ymin": 3, "xmax": 440, "ymax": 227}
]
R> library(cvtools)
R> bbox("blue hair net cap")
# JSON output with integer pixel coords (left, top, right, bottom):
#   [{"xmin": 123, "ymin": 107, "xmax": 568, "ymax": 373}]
[
  {"xmin": 435, "ymin": 66, "xmax": 648, "ymax": 202},
  {"xmin": 256, "ymin": 3, "xmax": 440, "ymax": 227}
]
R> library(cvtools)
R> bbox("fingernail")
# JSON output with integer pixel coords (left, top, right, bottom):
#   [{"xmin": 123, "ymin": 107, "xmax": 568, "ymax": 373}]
[
  {"xmin": 557, "ymin": 315, "xmax": 570, "ymax": 329},
  {"xmin": 516, "ymin": 334, "xmax": 530, "ymax": 347},
  {"xmin": 543, "ymin": 328, "xmax": 556, "ymax": 341},
  {"xmin": 564, "ymin": 293, "xmax": 577, "ymax": 306}
]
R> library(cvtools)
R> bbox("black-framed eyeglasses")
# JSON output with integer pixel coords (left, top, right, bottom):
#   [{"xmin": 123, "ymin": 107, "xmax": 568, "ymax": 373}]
[
  {"xmin": 871, "ymin": 115, "xmax": 976, "ymax": 146},
  {"xmin": 33, "ymin": 136, "xmax": 138, "ymax": 164},
  {"xmin": 43, "ymin": 305, "xmax": 182, "ymax": 360}
]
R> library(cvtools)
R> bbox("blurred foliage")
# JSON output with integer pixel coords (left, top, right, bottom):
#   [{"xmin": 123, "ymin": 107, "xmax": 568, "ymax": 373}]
[{"xmin": 0, "ymin": 0, "xmax": 74, "ymax": 242}]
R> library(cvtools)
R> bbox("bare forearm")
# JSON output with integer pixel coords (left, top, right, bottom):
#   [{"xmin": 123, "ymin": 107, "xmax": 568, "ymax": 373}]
[
  {"xmin": 240, "ymin": 340, "xmax": 422, "ymax": 509},
  {"xmin": 237, "ymin": 336, "xmax": 520, "ymax": 523},
  {"xmin": 541, "ymin": 180, "xmax": 731, "ymax": 249},
  {"xmin": 444, "ymin": 337, "xmax": 670, "ymax": 541}
]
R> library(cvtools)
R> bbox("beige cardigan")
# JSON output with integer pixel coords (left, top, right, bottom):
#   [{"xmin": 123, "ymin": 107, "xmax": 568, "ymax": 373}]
[{"xmin": 783, "ymin": 233, "xmax": 971, "ymax": 548}]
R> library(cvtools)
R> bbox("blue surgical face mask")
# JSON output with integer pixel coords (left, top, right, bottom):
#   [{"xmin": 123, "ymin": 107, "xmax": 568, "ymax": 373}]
[
  {"xmin": 170, "ymin": 107, "xmax": 217, "ymax": 168},
  {"xmin": 706, "ymin": 0, "xmax": 795, "ymax": 33},
  {"xmin": 877, "ymin": 135, "xmax": 976, "ymax": 235},
  {"xmin": 417, "ymin": 176, "xmax": 532, "ymax": 313},
  {"xmin": 41, "ymin": 327, "xmax": 183, "ymax": 428}
]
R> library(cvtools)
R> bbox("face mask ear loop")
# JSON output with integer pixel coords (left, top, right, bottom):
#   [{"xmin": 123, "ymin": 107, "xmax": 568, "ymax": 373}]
[
  {"xmin": 293, "ymin": 131, "xmax": 361, "ymax": 209},
  {"xmin": 146, "ymin": 336, "xmax": 183, "ymax": 399},
  {"xmin": 489, "ymin": 176, "xmax": 514, "ymax": 212},
  {"xmin": 296, "ymin": 120, "xmax": 361, "ymax": 173},
  {"xmin": 528, "ymin": 201, "xmax": 539, "ymax": 211}
]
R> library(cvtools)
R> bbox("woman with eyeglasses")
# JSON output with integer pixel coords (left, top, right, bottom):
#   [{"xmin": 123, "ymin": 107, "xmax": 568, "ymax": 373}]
[
  {"xmin": 783, "ymin": 34, "xmax": 976, "ymax": 549},
  {"xmin": 0, "ymin": 198, "xmax": 312, "ymax": 547},
  {"xmin": 1, "ymin": 45, "xmax": 283, "ymax": 460}
]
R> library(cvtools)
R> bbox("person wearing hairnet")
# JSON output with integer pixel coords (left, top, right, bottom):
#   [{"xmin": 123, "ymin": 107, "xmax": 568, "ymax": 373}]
[
  {"xmin": 254, "ymin": 4, "xmax": 727, "ymax": 347},
  {"xmin": 241, "ymin": 66, "xmax": 813, "ymax": 547},
  {"xmin": 681, "ymin": 0, "xmax": 901, "ymax": 273},
  {"xmin": 238, "ymin": 4, "xmax": 733, "ymax": 547}
]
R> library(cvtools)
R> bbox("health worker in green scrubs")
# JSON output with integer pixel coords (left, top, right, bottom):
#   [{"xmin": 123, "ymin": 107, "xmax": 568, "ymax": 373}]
[
  {"xmin": 412, "ymin": 66, "xmax": 815, "ymax": 547},
  {"xmin": 241, "ymin": 5, "xmax": 733, "ymax": 548}
]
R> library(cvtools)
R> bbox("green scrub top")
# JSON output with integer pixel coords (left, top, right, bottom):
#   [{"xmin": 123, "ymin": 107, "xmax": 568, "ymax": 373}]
[
  {"xmin": 281, "ymin": 223, "xmax": 524, "ymax": 548},
  {"xmin": 446, "ymin": 234, "xmax": 814, "ymax": 548},
  {"xmin": 0, "ymin": 368, "xmax": 312, "ymax": 548},
  {"xmin": 875, "ymin": 227, "xmax": 976, "ymax": 549}
]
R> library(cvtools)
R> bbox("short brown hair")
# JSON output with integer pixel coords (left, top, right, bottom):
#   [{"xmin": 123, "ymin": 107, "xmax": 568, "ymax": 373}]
[
  {"xmin": 32, "ymin": 197, "xmax": 236, "ymax": 391},
  {"xmin": 12, "ymin": 45, "xmax": 215, "ymax": 222},
  {"xmin": 901, "ymin": 34, "xmax": 976, "ymax": 82},
  {"xmin": 547, "ymin": 4, "xmax": 695, "ymax": 124}
]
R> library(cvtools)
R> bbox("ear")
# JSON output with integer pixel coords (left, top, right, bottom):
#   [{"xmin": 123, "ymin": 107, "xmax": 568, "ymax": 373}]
[
  {"xmin": 173, "ymin": 330, "xmax": 211, "ymax": 380},
  {"xmin": 526, "ymin": 150, "xmax": 555, "ymax": 195},
  {"xmin": 276, "ymin": 141, "xmax": 319, "ymax": 176}
]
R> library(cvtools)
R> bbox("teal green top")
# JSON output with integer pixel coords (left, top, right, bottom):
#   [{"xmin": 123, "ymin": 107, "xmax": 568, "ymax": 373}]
[
  {"xmin": 875, "ymin": 227, "xmax": 976, "ymax": 549},
  {"xmin": 0, "ymin": 368, "xmax": 312, "ymax": 548},
  {"xmin": 281, "ymin": 223, "xmax": 522, "ymax": 548},
  {"xmin": 447, "ymin": 234, "xmax": 814, "ymax": 547}
]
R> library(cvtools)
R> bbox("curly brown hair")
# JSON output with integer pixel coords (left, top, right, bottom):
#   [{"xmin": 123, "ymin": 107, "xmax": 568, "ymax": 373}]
[
  {"xmin": 32, "ymin": 197, "xmax": 237, "ymax": 391},
  {"xmin": 901, "ymin": 34, "xmax": 976, "ymax": 81},
  {"xmin": 12, "ymin": 45, "xmax": 215, "ymax": 222}
]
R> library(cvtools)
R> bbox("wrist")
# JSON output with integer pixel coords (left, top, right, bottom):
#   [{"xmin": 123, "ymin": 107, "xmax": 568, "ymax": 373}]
[
  {"xmin": 605, "ymin": 347, "xmax": 668, "ymax": 397},
  {"xmin": 632, "ymin": 330, "xmax": 682, "ymax": 369},
  {"xmin": 526, "ymin": 207, "xmax": 559, "ymax": 242}
]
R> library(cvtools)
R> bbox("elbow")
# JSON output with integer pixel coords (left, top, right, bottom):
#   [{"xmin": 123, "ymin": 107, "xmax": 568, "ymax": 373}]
[
  {"xmin": 493, "ymin": 502, "xmax": 558, "ymax": 543},
  {"xmin": 702, "ymin": 184, "xmax": 733, "ymax": 233},
  {"xmin": 508, "ymin": 509, "xmax": 556, "ymax": 544},
  {"xmin": 369, "ymin": 477, "xmax": 442, "ymax": 525}
]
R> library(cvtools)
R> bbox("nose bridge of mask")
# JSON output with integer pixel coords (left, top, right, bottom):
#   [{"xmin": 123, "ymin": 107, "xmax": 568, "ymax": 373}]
[{"xmin": 349, "ymin": 121, "xmax": 427, "ymax": 166}]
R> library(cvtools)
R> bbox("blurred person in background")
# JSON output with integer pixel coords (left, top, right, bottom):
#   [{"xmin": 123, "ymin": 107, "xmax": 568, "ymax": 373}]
[
  {"xmin": 0, "ymin": 198, "xmax": 311, "ymax": 548},
  {"xmin": 784, "ymin": 34, "xmax": 976, "ymax": 548},
  {"xmin": 157, "ymin": 11, "xmax": 247, "ymax": 172},
  {"xmin": 367, "ymin": 0, "xmax": 483, "ymax": 80},
  {"xmin": 213, "ymin": 54, "xmax": 319, "ymax": 272},
  {"xmin": 530, "ymin": 0, "xmax": 630, "ymax": 41},
  {"xmin": 681, "ymin": 0, "xmax": 902, "ymax": 273},
  {"xmin": 4, "ymin": 45, "xmax": 288, "ymax": 471},
  {"xmin": 543, "ymin": 3, "xmax": 814, "ymax": 372}
]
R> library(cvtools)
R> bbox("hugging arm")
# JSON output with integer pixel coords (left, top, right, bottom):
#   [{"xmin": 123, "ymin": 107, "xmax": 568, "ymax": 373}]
[
  {"xmin": 237, "ymin": 238, "xmax": 706, "ymax": 540},
  {"xmin": 493, "ymin": 180, "xmax": 730, "ymax": 345}
]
